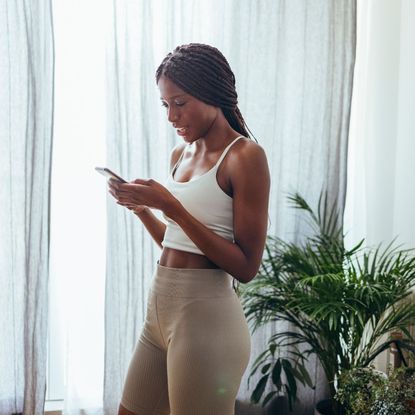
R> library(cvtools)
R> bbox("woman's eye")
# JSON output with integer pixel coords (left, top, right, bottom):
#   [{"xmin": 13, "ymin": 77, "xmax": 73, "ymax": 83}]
[{"xmin": 161, "ymin": 101, "xmax": 186, "ymax": 108}]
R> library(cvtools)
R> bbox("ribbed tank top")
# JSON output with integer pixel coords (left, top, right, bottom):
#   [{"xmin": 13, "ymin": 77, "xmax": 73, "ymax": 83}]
[{"xmin": 162, "ymin": 136, "xmax": 244, "ymax": 255}]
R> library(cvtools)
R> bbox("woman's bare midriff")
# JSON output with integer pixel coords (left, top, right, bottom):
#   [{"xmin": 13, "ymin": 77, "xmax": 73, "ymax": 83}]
[{"xmin": 159, "ymin": 247, "xmax": 219, "ymax": 269}]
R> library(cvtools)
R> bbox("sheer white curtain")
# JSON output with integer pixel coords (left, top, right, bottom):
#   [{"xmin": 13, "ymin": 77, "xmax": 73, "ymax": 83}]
[
  {"xmin": 1, "ymin": 1, "xmax": 357, "ymax": 414},
  {"xmin": 0, "ymin": 1, "xmax": 54, "ymax": 414},
  {"xmin": 345, "ymin": 0, "xmax": 415, "ymax": 250},
  {"xmin": 344, "ymin": 0, "xmax": 415, "ymax": 374},
  {"xmin": 104, "ymin": 1, "xmax": 356, "ymax": 414}
]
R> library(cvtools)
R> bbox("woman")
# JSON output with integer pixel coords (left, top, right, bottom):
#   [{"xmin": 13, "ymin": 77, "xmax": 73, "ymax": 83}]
[{"xmin": 109, "ymin": 43, "xmax": 270, "ymax": 415}]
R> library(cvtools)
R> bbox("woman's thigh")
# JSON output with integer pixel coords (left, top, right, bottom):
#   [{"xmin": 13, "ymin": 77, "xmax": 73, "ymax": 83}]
[
  {"xmin": 120, "ymin": 335, "xmax": 170, "ymax": 415},
  {"xmin": 166, "ymin": 294, "xmax": 251, "ymax": 415}
]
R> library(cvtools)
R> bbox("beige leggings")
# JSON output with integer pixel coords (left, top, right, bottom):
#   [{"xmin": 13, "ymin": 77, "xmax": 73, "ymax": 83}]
[{"xmin": 120, "ymin": 263, "xmax": 251, "ymax": 415}]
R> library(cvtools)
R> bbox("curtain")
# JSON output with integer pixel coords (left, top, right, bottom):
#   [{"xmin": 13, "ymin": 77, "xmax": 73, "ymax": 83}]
[
  {"xmin": 344, "ymin": 0, "xmax": 415, "ymax": 375},
  {"xmin": 344, "ymin": 0, "xmax": 415, "ymax": 250},
  {"xmin": 104, "ymin": 1, "xmax": 356, "ymax": 414},
  {"xmin": 0, "ymin": 1, "xmax": 54, "ymax": 414}
]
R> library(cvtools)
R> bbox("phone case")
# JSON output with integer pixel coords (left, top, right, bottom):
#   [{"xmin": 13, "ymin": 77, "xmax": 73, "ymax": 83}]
[{"xmin": 95, "ymin": 167, "xmax": 127, "ymax": 183}]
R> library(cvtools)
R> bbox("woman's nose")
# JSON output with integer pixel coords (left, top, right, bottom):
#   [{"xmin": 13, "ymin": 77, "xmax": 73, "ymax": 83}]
[{"xmin": 167, "ymin": 107, "xmax": 179, "ymax": 123}]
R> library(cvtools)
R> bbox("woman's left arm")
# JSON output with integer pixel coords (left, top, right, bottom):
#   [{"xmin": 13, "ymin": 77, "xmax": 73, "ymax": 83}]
[{"xmin": 169, "ymin": 143, "xmax": 270, "ymax": 283}]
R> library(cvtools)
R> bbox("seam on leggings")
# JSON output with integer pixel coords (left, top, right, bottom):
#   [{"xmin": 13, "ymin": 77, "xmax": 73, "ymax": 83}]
[
  {"xmin": 154, "ymin": 296, "xmax": 167, "ymax": 348},
  {"xmin": 139, "ymin": 333, "xmax": 165, "ymax": 353}
]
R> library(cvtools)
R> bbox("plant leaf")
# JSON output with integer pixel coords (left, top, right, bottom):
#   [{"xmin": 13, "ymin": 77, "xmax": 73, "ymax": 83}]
[
  {"xmin": 271, "ymin": 359, "xmax": 282, "ymax": 388},
  {"xmin": 261, "ymin": 363, "xmax": 271, "ymax": 374},
  {"xmin": 262, "ymin": 390, "xmax": 278, "ymax": 407},
  {"xmin": 250, "ymin": 374, "xmax": 269, "ymax": 403}
]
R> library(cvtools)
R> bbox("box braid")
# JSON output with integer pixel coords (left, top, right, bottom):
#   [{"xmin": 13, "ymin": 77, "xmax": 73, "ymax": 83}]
[{"xmin": 156, "ymin": 43, "xmax": 256, "ymax": 141}]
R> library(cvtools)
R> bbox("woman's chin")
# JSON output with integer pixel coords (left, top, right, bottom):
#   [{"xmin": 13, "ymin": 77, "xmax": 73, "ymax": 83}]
[{"xmin": 183, "ymin": 134, "xmax": 197, "ymax": 143}]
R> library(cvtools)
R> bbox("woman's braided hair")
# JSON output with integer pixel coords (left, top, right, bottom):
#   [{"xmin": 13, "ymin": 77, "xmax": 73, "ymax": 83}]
[{"xmin": 156, "ymin": 43, "xmax": 254, "ymax": 140}]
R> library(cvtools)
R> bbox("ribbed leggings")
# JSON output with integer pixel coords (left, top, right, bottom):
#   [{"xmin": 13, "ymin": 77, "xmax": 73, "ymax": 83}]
[{"xmin": 120, "ymin": 263, "xmax": 251, "ymax": 415}]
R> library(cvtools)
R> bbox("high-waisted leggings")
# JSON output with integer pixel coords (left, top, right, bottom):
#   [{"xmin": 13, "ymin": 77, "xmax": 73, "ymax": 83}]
[{"xmin": 120, "ymin": 263, "xmax": 251, "ymax": 415}]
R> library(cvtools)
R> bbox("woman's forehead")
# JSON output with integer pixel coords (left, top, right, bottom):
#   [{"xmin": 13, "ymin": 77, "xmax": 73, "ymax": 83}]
[{"xmin": 158, "ymin": 75, "xmax": 187, "ymax": 100}]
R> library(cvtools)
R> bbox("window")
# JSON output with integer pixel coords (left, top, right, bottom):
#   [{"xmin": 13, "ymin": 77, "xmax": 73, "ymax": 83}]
[{"xmin": 46, "ymin": 0, "xmax": 109, "ymax": 410}]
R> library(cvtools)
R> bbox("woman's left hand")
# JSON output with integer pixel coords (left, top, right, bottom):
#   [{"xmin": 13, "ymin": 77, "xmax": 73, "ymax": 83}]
[{"xmin": 109, "ymin": 178, "xmax": 180, "ymax": 217}]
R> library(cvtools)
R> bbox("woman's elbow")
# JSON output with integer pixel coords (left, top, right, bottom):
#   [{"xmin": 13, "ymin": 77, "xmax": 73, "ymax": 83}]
[{"xmin": 235, "ymin": 265, "xmax": 260, "ymax": 284}]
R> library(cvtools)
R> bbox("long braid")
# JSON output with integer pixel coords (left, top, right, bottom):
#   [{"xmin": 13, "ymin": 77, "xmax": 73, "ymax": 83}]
[{"xmin": 156, "ymin": 43, "xmax": 256, "ymax": 142}]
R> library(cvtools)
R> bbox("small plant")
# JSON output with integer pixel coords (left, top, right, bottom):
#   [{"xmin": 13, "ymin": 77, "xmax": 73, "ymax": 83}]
[
  {"xmin": 335, "ymin": 367, "xmax": 386, "ymax": 414},
  {"xmin": 374, "ymin": 367, "xmax": 415, "ymax": 415},
  {"xmin": 247, "ymin": 341, "xmax": 313, "ymax": 409},
  {"xmin": 335, "ymin": 366, "xmax": 415, "ymax": 415}
]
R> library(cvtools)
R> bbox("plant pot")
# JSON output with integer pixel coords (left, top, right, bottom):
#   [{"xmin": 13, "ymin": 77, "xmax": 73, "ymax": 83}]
[
  {"xmin": 315, "ymin": 399, "xmax": 345, "ymax": 415},
  {"xmin": 315, "ymin": 399, "xmax": 333, "ymax": 415}
]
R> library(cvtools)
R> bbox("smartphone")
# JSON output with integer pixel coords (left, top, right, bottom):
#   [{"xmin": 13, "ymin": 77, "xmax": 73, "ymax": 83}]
[{"xmin": 95, "ymin": 167, "xmax": 127, "ymax": 183}]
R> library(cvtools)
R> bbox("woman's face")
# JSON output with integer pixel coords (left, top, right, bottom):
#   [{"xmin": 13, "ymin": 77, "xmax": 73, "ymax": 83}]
[{"xmin": 158, "ymin": 74, "xmax": 218, "ymax": 143}]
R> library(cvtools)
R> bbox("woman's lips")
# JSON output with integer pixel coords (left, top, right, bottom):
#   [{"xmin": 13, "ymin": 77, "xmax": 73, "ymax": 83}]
[{"xmin": 176, "ymin": 127, "xmax": 189, "ymax": 136}]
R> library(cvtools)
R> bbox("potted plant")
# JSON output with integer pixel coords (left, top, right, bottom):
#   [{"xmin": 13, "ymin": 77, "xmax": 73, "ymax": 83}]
[
  {"xmin": 335, "ymin": 366, "xmax": 415, "ymax": 414},
  {"xmin": 240, "ymin": 192, "xmax": 415, "ymax": 414},
  {"xmin": 334, "ymin": 367, "xmax": 386, "ymax": 414},
  {"xmin": 246, "ymin": 340, "xmax": 314, "ymax": 410}
]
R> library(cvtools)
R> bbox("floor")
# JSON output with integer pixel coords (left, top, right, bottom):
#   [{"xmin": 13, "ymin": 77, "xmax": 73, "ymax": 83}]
[{"xmin": 236, "ymin": 397, "xmax": 289, "ymax": 415}]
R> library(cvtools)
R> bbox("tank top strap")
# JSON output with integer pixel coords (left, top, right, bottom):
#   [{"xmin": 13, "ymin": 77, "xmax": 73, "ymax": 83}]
[
  {"xmin": 214, "ymin": 135, "xmax": 244, "ymax": 169},
  {"xmin": 171, "ymin": 145, "xmax": 188, "ymax": 177}
]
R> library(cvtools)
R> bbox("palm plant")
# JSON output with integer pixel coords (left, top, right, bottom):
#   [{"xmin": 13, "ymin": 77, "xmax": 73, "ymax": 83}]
[{"xmin": 241, "ymin": 192, "xmax": 415, "ymax": 414}]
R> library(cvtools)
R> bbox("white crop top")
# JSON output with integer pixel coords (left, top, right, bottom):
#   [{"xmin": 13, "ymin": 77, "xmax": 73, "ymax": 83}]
[{"xmin": 161, "ymin": 136, "xmax": 244, "ymax": 255}]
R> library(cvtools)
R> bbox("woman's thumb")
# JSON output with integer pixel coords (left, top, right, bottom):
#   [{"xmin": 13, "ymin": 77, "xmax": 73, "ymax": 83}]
[{"xmin": 133, "ymin": 178, "xmax": 151, "ymax": 185}]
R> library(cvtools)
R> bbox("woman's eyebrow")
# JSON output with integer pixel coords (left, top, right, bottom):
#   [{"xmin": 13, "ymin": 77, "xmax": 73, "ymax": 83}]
[{"xmin": 160, "ymin": 94, "xmax": 187, "ymax": 101}]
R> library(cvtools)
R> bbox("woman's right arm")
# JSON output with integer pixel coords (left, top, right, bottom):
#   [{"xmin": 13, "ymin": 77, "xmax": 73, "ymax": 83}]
[{"xmin": 129, "ymin": 143, "xmax": 186, "ymax": 249}]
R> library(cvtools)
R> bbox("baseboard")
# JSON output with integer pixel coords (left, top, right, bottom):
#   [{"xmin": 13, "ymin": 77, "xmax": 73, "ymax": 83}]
[{"xmin": 44, "ymin": 400, "xmax": 63, "ymax": 414}]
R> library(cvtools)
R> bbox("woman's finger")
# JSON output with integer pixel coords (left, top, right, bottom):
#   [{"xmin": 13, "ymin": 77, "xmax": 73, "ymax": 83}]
[
  {"xmin": 133, "ymin": 178, "xmax": 152, "ymax": 186},
  {"xmin": 109, "ymin": 189, "xmax": 118, "ymax": 199},
  {"xmin": 108, "ymin": 178, "xmax": 120, "ymax": 187}
]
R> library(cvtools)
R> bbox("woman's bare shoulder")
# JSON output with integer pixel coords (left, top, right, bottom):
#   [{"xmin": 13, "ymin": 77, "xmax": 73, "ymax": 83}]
[
  {"xmin": 221, "ymin": 137, "xmax": 269, "ymax": 192},
  {"xmin": 229, "ymin": 137, "xmax": 268, "ymax": 167}
]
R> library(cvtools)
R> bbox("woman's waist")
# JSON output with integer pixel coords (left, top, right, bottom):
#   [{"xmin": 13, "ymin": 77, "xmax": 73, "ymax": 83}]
[
  {"xmin": 159, "ymin": 247, "xmax": 219, "ymax": 269},
  {"xmin": 152, "ymin": 261, "xmax": 234, "ymax": 298}
]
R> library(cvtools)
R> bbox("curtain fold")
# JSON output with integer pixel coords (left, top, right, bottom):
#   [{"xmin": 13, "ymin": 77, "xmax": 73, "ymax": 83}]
[
  {"xmin": 0, "ymin": 1, "xmax": 54, "ymax": 414},
  {"xmin": 104, "ymin": 1, "xmax": 356, "ymax": 414}
]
